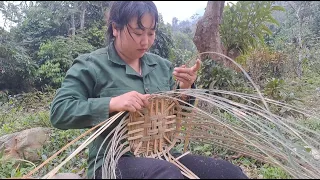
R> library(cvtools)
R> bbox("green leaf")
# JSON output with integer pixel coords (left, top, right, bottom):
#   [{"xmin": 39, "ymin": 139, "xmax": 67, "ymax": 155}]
[
  {"xmin": 271, "ymin": 6, "xmax": 286, "ymax": 12},
  {"xmin": 261, "ymin": 24, "xmax": 273, "ymax": 35}
]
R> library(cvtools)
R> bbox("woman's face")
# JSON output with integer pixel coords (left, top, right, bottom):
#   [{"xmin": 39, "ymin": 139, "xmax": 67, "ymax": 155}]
[{"xmin": 113, "ymin": 13, "xmax": 156, "ymax": 61}]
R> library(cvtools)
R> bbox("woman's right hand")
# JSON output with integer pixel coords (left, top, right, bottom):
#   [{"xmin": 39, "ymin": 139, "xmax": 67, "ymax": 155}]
[{"xmin": 109, "ymin": 91, "xmax": 151, "ymax": 113}]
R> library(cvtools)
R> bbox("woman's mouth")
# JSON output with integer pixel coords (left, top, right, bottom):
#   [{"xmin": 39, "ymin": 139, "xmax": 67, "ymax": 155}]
[{"xmin": 137, "ymin": 49, "xmax": 147, "ymax": 53}]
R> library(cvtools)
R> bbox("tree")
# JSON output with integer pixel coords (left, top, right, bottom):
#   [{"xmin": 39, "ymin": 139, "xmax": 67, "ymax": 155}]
[
  {"xmin": 172, "ymin": 17, "xmax": 179, "ymax": 31},
  {"xmin": 0, "ymin": 28, "xmax": 36, "ymax": 92},
  {"xmin": 287, "ymin": 1, "xmax": 312, "ymax": 78},
  {"xmin": 193, "ymin": 1, "xmax": 226, "ymax": 65}
]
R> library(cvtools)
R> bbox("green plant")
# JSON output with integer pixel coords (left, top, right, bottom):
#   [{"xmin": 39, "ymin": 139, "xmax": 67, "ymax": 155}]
[
  {"xmin": 197, "ymin": 59, "xmax": 251, "ymax": 92},
  {"xmin": 0, "ymin": 37, "xmax": 37, "ymax": 93},
  {"xmin": 82, "ymin": 23, "xmax": 107, "ymax": 48},
  {"xmin": 149, "ymin": 14, "xmax": 174, "ymax": 59},
  {"xmin": 259, "ymin": 164, "xmax": 291, "ymax": 179},
  {"xmin": 240, "ymin": 47, "xmax": 288, "ymax": 86},
  {"xmin": 220, "ymin": 1, "xmax": 285, "ymax": 56},
  {"xmin": 0, "ymin": 158, "xmax": 36, "ymax": 178},
  {"xmin": 36, "ymin": 36, "xmax": 95, "ymax": 89},
  {"xmin": 263, "ymin": 78, "xmax": 285, "ymax": 100}
]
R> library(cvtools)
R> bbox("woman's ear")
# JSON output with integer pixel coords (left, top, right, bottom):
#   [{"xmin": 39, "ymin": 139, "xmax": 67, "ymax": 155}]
[{"xmin": 112, "ymin": 23, "xmax": 118, "ymax": 37}]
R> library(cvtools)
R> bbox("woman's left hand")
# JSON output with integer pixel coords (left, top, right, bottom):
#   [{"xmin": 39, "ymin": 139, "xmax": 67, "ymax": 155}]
[{"xmin": 173, "ymin": 59, "xmax": 201, "ymax": 89}]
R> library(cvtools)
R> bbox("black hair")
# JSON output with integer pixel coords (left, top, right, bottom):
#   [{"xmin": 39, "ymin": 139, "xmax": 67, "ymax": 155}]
[{"xmin": 106, "ymin": 1, "xmax": 159, "ymax": 43}]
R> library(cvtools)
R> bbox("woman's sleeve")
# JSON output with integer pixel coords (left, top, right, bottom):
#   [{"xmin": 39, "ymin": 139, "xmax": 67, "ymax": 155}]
[{"xmin": 50, "ymin": 56, "xmax": 111, "ymax": 130}]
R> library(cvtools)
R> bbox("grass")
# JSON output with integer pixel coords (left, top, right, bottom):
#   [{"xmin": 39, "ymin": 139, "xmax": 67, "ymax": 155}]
[{"xmin": 0, "ymin": 90, "xmax": 89, "ymax": 178}]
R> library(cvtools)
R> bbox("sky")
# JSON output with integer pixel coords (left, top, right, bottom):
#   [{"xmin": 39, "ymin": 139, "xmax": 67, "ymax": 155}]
[
  {"xmin": 153, "ymin": 1, "xmax": 208, "ymax": 24},
  {"xmin": 0, "ymin": 1, "xmax": 238, "ymax": 31},
  {"xmin": 154, "ymin": 1, "xmax": 237, "ymax": 24}
]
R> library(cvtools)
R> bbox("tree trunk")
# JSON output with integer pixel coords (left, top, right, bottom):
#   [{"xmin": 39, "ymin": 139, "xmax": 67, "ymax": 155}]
[
  {"xmin": 71, "ymin": 13, "xmax": 75, "ymax": 38},
  {"xmin": 193, "ymin": 1, "xmax": 226, "ymax": 65},
  {"xmin": 80, "ymin": 2, "xmax": 87, "ymax": 30},
  {"xmin": 297, "ymin": 13, "xmax": 303, "ymax": 79}
]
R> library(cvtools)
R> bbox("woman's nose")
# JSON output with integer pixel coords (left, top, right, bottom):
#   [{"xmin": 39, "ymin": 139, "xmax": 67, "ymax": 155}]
[{"xmin": 140, "ymin": 34, "xmax": 148, "ymax": 46}]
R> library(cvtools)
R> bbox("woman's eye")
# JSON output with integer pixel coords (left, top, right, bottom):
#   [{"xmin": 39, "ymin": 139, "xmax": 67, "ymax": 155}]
[
  {"xmin": 134, "ymin": 32, "xmax": 142, "ymax": 36},
  {"xmin": 148, "ymin": 33, "xmax": 155, "ymax": 36}
]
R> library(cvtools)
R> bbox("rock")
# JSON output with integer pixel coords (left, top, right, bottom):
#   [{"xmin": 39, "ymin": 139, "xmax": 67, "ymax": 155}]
[
  {"xmin": 49, "ymin": 173, "xmax": 83, "ymax": 179},
  {"xmin": 0, "ymin": 127, "xmax": 51, "ymax": 161}
]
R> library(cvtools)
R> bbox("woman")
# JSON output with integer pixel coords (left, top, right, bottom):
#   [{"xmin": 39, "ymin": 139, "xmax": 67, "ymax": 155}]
[{"xmin": 50, "ymin": 1, "xmax": 248, "ymax": 179}]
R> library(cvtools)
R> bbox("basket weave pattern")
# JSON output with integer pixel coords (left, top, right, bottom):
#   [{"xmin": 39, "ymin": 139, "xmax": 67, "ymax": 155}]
[{"xmin": 127, "ymin": 98, "xmax": 184, "ymax": 157}]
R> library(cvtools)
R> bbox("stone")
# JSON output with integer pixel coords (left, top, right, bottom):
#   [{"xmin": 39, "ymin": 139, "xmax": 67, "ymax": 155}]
[
  {"xmin": 0, "ymin": 127, "xmax": 51, "ymax": 161},
  {"xmin": 49, "ymin": 173, "xmax": 83, "ymax": 179}
]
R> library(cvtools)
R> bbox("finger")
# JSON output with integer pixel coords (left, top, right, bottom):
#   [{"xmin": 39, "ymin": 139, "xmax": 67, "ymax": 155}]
[
  {"xmin": 138, "ymin": 94, "xmax": 151, "ymax": 107},
  {"xmin": 191, "ymin": 59, "xmax": 201, "ymax": 72},
  {"xmin": 174, "ymin": 67, "xmax": 193, "ymax": 75},
  {"xmin": 133, "ymin": 92, "xmax": 146, "ymax": 105},
  {"xmin": 181, "ymin": 65, "xmax": 186, "ymax": 68},
  {"xmin": 126, "ymin": 104, "xmax": 137, "ymax": 112},
  {"xmin": 133, "ymin": 95, "xmax": 144, "ymax": 107},
  {"xmin": 175, "ymin": 77, "xmax": 189, "ymax": 87},
  {"xmin": 173, "ymin": 71, "xmax": 192, "ymax": 82},
  {"xmin": 131, "ymin": 100, "xmax": 142, "ymax": 111}
]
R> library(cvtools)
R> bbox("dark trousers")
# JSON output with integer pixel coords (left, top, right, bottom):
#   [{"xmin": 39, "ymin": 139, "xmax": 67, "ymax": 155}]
[{"xmin": 94, "ymin": 153, "xmax": 248, "ymax": 179}]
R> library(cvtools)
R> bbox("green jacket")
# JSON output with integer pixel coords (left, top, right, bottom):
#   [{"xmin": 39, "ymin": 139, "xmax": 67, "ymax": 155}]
[{"xmin": 50, "ymin": 41, "xmax": 194, "ymax": 178}]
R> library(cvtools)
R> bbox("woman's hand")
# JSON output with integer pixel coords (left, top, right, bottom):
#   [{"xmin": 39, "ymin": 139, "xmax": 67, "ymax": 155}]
[
  {"xmin": 173, "ymin": 59, "xmax": 201, "ymax": 89},
  {"xmin": 109, "ymin": 91, "xmax": 151, "ymax": 113}
]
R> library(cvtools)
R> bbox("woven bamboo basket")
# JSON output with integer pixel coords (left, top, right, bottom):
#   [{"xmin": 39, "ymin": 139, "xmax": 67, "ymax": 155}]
[
  {"xmin": 125, "ymin": 96, "xmax": 199, "ymax": 178},
  {"xmin": 127, "ymin": 98, "xmax": 183, "ymax": 156}
]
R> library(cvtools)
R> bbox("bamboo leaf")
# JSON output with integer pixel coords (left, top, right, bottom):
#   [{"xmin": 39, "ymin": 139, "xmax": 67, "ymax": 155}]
[
  {"xmin": 261, "ymin": 24, "xmax": 273, "ymax": 35},
  {"xmin": 271, "ymin": 6, "xmax": 286, "ymax": 12}
]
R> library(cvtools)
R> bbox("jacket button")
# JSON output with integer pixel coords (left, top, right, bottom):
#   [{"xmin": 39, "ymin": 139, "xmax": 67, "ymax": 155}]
[{"xmin": 145, "ymin": 88, "xmax": 149, "ymax": 93}]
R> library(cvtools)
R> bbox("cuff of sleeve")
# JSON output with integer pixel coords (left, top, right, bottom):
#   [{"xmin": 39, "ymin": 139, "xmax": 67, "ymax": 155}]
[
  {"xmin": 191, "ymin": 83, "xmax": 196, "ymax": 89},
  {"xmin": 88, "ymin": 97, "xmax": 111, "ymax": 126},
  {"xmin": 177, "ymin": 82, "xmax": 196, "ymax": 89},
  {"xmin": 188, "ymin": 83, "xmax": 196, "ymax": 105},
  {"xmin": 177, "ymin": 83, "xmax": 196, "ymax": 105}
]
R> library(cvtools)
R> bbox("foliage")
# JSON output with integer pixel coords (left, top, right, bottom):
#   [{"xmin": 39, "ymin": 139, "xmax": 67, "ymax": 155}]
[
  {"xmin": 12, "ymin": 4, "xmax": 69, "ymax": 58},
  {"xmin": 149, "ymin": 14, "xmax": 174, "ymax": 59},
  {"xmin": 197, "ymin": 58, "xmax": 251, "ymax": 93},
  {"xmin": 0, "ymin": 158, "xmax": 36, "ymax": 178},
  {"xmin": 34, "ymin": 128, "xmax": 88, "ymax": 177},
  {"xmin": 0, "ymin": 28, "xmax": 36, "ymax": 93},
  {"xmin": 263, "ymin": 78, "xmax": 289, "ymax": 102},
  {"xmin": 0, "ymin": 91, "xmax": 54, "ymax": 136},
  {"xmin": 81, "ymin": 23, "xmax": 107, "ymax": 48},
  {"xmin": 220, "ymin": 1, "xmax": 285, "ymax": 56},
  {"xmin": 168, "ymin": 48, "xmax": 194, "ymax": 67},
  {"xmin": 240, "ymin": 47, "xmax": 288, "ymax": 85},
  {"xmin": 0, "ymin": 91, "xmax": 88, "ymax": 178},
  {"xmin": 309, "ymin": 2, "xmax": 320, "ymax": 37},
  {"xmin": 36, "ymin": 36, "xmax": 95, "ymax": 88},
  {"xmin": 259, "ymin": 164, "xmax": 291, "ymax": 179}
]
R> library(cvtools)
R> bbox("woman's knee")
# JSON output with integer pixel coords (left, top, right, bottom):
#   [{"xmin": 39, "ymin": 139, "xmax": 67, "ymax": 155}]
[
  {"xmin": 215, "ymin": 159, "xmax": 248, "ymax": 179},
  {"xmin": 178, "ymin": 154, "xmax": 248, "ymax": 179},
  {"xmin": 116, "ymin": 157, "xmax": 184, "ymax": 179},
  {"xmin": 146, "ymin": 159, "xmax": 184, "ymax": 179}
]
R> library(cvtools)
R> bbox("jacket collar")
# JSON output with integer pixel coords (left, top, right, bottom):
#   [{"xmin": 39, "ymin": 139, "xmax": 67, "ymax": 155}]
[{"xmin": 106, "ymin": 41, "xmax": 158, "ymax": 76}]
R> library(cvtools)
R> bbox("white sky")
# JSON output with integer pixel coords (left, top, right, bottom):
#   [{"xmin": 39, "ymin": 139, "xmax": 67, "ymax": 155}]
[
  {"xmin": 153, "ymin": 1, "xmax": 208, "ymax": 24},
  {"xmin": 154, "ymin": 1, "xmax": 238, "ymax": 24},
  {"xmin": 0, "ymin": 1, "xmax": 238, "ymax": 31}
]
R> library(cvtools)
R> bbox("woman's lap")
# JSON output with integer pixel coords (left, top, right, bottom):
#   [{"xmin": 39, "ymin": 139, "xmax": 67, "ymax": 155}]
[{"xmin": 94, "ymin": 154, "xmax": 248, "ymax": 179}]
